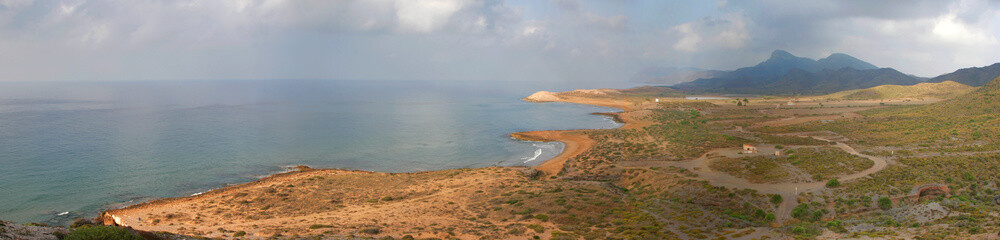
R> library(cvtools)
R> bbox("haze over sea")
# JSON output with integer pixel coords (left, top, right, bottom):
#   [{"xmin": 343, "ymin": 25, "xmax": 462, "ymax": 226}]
[{"xmin": 0, "ymin": 79, "xmax": 624, "ymax": 225}]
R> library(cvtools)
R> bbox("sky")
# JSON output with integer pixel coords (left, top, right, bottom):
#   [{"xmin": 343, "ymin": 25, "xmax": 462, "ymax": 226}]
[{"xmin": 0, "ymin": 0, "xmax": 998, "ymax": 84}]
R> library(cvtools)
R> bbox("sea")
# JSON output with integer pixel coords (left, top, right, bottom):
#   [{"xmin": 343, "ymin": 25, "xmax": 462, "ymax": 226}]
[{"xmin": 0, "ymin": 79, "xmax": 625, "ymax": 225}]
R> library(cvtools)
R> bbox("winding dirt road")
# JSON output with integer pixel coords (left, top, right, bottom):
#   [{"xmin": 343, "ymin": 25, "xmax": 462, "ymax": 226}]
[{"xmin": 622, "ymin": 138, "xmax": 888, "ymax": 223}]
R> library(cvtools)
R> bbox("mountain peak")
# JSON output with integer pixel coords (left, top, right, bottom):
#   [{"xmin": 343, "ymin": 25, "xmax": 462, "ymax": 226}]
[
  {"xmin": 770, "ymin": 50, "xmax": 796, "ymax": 59},
  {"xmin": 827, "ymin": 53, "xmax": 851, "ymax": 58},
  {"xmin": 817, "ymin": 52, "xmax": 878, "ymax": 70}
]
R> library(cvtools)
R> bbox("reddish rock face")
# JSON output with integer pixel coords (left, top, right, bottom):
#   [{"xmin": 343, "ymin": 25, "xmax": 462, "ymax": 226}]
[
  {"xmin": 905, "ymin": 184, "xmax": 952, "ymax": 202},
  {"xmin": 916, "ymin": 185, "xmax": 951, "ymax": 198}
]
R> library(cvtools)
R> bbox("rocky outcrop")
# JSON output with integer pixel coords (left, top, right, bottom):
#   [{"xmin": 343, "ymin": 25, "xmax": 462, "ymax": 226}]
[
  {"xmin": 0, "ymin": 220, "xmax": 68, "ymax": 240},
  {"xmin": 906, "ymin": 184, "xmax": 951, "ymax": 201}
]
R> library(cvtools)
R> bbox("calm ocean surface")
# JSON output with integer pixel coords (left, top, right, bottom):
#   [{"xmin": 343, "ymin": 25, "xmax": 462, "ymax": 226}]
[{"xmin": 0, "ymin": 79, "xmax": 623, "ymax": 225}]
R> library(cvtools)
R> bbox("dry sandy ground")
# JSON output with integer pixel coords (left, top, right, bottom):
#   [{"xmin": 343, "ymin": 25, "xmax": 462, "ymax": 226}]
[
  {"xmin": 103, "ymin": 167, "xmax": 570, "ymax": 239},
  {"xmin": 99, "ymin": 87, "xmax": 950, "ymax": 239},
  {"xmin": 753, "ymin": 112, "xmax": 864, "ymax": 127}
]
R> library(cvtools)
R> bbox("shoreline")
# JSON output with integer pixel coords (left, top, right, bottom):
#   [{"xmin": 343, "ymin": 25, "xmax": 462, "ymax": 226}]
[
  {"xmin": 511, "ymin": 97, "xmax": 645, "ymax": 176},
  {"xmin": 100, "ymin": 90, "xmax": 642, "ymax": 227}
]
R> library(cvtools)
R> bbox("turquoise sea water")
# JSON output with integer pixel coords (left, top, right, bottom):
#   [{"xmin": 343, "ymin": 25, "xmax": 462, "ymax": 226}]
[{"xmin": 0, "ymin": 79, "xmax": 623, "ymax": 225}]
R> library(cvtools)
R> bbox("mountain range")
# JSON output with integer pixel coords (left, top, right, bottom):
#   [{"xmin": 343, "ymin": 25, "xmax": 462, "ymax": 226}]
[
  {"xmin": 671, "ymin": 50, "xmax": 926, "ymax": 94},
  {"xmin": 925, "ymin": 62, "xmax": 1000, "ymax": 87}
]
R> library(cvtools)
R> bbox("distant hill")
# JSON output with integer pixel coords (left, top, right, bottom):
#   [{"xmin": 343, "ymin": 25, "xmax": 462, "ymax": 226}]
[
  {"xmin": 922, "ymin": 76, "xmax": 1000, "ymax": 116},
  {"xmin": 925, "ymin": 62, "xmax": 1000, "ymax": 87},
  {"xmin": 673, "ymin": 50, "xmax": 919, "ymax": 94},
  {"xmin": 821, "ymin": 81, "xmax": 975, "ymax": 100},
  {"xmin": 631, "ymin": 67, "xmax": 727, "ymax": 85},
  {"xmin": 816, "ymin": 53, "xmax": 879, "ymax": 71},
  {"xmin": 778, "ymin": 76, "xmax": 1000, "ymax": 147}
]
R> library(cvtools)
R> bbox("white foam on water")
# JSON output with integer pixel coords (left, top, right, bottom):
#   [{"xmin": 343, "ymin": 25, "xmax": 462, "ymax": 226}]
[
  {"xmin": 522, "ymin": 148, "xmax": 543, "ymax": 163},
  {"xmin": 190, "ymin": 188, "xmax": 217, "ymax": 196},
  {"xmin": 57, "ymin": 211, "xmax": 69, "ymax": 216},
  {"xmin": 522, "ymin": 142, "xmax": 559, "ymax": 163}
]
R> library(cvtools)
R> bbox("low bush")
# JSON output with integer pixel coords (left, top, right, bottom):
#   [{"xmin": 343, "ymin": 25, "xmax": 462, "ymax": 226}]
[
  {"xmin": 65, "ymin": 226, "xmax": 143, "ymax": 240},
  {"xmin": 878, "ymin": 197, "xmax": 892, "ymax": 210},
  {"xmin": 770, "ymin": 194, "xmax": 783, "ymax": 205},
  {"xmin": 826, "ymin": 178, "xmax": 841, "ymax": 188}
]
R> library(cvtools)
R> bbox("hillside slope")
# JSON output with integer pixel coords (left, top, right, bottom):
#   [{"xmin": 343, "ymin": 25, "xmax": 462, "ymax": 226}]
[
  {"xmin": 822, "ymin": 81, "xmax": 975, "ymax": 100},
  {"xmin": 920, "ymin": 76, "xmax": 1000, "ymax": 116},
  {"xmin": 772, "ymin": 77, "xmax": 1000, "ymax": 146}
]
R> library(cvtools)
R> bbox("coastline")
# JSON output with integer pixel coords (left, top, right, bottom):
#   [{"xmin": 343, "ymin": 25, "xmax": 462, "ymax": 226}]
[
  {"xmin": 511, "ymin": 95, "xmax": 647, "ymax": 176},
  {"xmin": 98, "ymin": 89, "xmax": 644, "ymax": 238}
]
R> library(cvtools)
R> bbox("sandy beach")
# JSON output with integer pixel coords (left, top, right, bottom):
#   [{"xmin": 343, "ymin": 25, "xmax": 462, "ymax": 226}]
[{"xmin": 511, "ymin": 95, "xmax": 650, "ymax": 176}]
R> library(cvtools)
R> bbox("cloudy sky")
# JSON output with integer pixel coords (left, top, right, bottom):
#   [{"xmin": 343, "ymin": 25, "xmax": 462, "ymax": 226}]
[{"xmin": 0, "ymin": 0, "xmax": 998, "ymax": 83}]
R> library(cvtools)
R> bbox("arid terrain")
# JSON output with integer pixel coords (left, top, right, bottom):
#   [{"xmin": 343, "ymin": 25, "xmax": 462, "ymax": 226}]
[{"xmin": 101, "ymin": 80, "xmax": 1000, "ymax": 239}]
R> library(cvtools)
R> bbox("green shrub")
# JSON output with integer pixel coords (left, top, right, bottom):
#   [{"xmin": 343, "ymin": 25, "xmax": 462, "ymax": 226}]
[
  {"xmin": 764, "ymin": 213, "xmax": 776, "ymax": 222},
  {"xmin": 234, "ymin": 231, "xmax": 247, "ymax": 237},
  {"xmin": 534, "ymin": 214, "xmax": 550, "ymax": 221},
  {"xmin": 309, "ymin": 224, "xmax": 332, "ymax": 229},
  {"xmin": 826, "ymin": 178, "xmax": 841, "ymax": 188},
  {"xmin": 878, "ymin": 197, "xmax": 892, "ymax": 210},
  {"xmin": 791, "ymin": 203, "xmax": 810, "ymax": 220},
  {"xmin": 527, "ymin": 224, "xmax": 545, "ymax": 233},
  {"xmin": 770, "ymin": 194, "xmax": 783, "ymax": 205},
  {"xmin": 65, "ymin": 226, "xmax": 143, "ymax": 240},
  {"xmin": 360, "ymin": 228, "xmax": 380, "ymax": 234},
  {"xmin": 70, "ymin": 218, "xmax": 95, "ymax": 228}
]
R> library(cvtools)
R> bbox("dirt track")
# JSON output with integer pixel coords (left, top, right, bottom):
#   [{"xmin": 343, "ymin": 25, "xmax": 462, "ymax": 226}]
[{"xmin": 620, "ymin": 135, "xmax": 887, "ymax": 223}]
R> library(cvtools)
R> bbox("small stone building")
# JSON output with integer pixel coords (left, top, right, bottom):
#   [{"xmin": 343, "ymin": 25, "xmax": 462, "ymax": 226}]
[{"xmin": 742, "ymin": 144, "xmax": 758, "ymax": 154}]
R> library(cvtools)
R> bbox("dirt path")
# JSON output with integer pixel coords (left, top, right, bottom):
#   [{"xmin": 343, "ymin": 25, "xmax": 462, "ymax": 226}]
[
  {"xmin": 524, "ymin": 93, "xmax": 890, "ymax": 222},
  {"xmin": 752, "ymin": 112, "xmax": 863, "ymax": 127},
  {"xmin": 621, "ymin": 138, "xmax": 887, "ymax": 223}
]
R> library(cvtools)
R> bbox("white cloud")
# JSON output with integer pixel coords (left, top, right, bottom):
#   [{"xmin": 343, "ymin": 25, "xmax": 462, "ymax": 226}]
[
  {"xmin": 932, "ymin": 13, "xmax": 996, "ymax": 45},
  {"xmin": 395, "ymin": 0, "xmax": 469, "ymax": 33},
  {"xmin": 669, "ymin": 12, "xmax": 749, "ymax": 53},
  {"xmin": 671, "ymin": 23, "xmax": 699, "ymax": 52}
]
